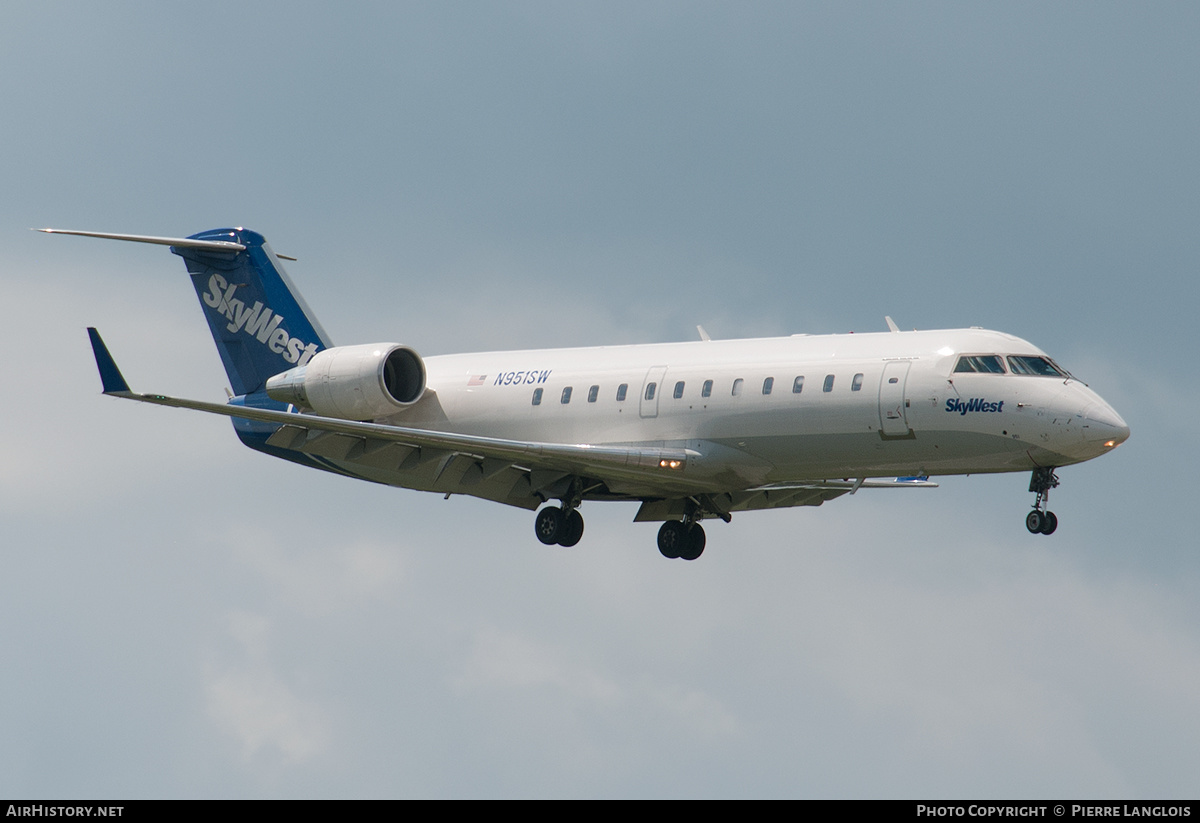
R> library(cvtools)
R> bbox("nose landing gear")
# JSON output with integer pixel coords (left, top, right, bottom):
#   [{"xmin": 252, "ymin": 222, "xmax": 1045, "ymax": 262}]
[{"xmin": 1026, "ymin": 467, "xmax": 1059, "ymax": 535}]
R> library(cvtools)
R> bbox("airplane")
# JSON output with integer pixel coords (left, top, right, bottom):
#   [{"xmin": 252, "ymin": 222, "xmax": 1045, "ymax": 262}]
[{"xmin": 43, "ymin": 227, "xmax": 1130, "ymax": 560}]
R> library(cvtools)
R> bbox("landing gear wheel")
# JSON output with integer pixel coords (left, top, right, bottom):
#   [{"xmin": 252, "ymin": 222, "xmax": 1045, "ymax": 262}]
[
  {"xmin": 558, "ymin": 510, "xmax": 585, "ymax": 547},
  {"xmin": 535, "ymin": 506, "xmax": 564, "ymax": 545},
  {"xmin": 678, "ymin": 524, "xmax": 706, "ymax": 561},
  {"xmin": 1026, "ymin": 468, "xmax": 1061, "ymax": 537},
  {"xmin": 657, "ymin": 520, "xmax": 688, "ymax": 559}
]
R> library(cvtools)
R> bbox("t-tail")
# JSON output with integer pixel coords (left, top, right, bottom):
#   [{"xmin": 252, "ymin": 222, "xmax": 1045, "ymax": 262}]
[
  {"xmin": 178, "ymin": 229, "xmax": 333, "ymax": 395},
  {"xmin": 41, "ymin": 227, "xmax": 333, "ymax": 396}
]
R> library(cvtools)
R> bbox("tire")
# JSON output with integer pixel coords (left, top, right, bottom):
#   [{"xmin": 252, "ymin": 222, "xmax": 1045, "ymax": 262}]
[
  {"xmin": 558, "ymin": 510, "xmax": 585, "ymax": 547},
  {"xmin": 657, "ymin": 520, "xmax": 687, "ymax": 559},
  {"xmin": 1039, "ymin": 511, "xmax": 1058, "ymax": 535},
  {"xmin": 1025, "ymin": 511, "xmax": 1044, "ymax": 534},
  {"xmin": 535, "ymin": 506, "xmax": 564, "ymax": 545},
  {"xmin": 678, "ymin": 524, "xmax": 706, "ymax": 561}
]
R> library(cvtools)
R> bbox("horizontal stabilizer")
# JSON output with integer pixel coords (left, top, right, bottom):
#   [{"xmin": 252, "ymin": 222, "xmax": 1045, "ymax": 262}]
[
  {"xmin": 44, "ymin": 227, "xmax": 325, "ymax": 395},
  {"xmin": 37, "ymin": 228, "xmax": 245, "ymax": 252}
]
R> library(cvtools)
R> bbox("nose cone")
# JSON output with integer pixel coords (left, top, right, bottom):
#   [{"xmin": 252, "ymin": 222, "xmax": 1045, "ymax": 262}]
[{"xmin": 1082, "ymin": 399, "xmax": 1130, "ymax": 450}]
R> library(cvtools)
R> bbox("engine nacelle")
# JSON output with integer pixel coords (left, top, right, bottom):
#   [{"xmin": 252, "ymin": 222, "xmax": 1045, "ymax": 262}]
[{"xmin": 264, "ymin": 343, "xmax": 426, "ymax": 420}]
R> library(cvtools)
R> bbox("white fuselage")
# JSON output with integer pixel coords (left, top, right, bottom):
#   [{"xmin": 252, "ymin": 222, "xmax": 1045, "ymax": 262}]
[
  {"xmin": 374, "ymin": 327, "xmax": 1128, "ymax": 494},
  {"xmin": 57, "ymin": 226, "xmax": 1130, "ymax": 547}
]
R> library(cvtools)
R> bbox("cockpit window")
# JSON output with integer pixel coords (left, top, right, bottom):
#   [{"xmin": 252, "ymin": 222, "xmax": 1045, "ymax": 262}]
[
  {"xmin": 1007, "ymin": 355, "xmax": 1068, "ymax": 377},
  {"xmin": 954, "ymin": 355, "xmax": 1006, "ymax": 374}
]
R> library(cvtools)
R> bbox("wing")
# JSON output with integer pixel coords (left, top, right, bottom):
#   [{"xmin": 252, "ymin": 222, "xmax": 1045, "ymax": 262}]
[
  {"xmin": 89, "ymin": 328, "xmax": 937, "ymax": 516},
  {"xmin": 632, "ymin": 476, "xmax": 937, "ymax": 520},
  {"xmin": 88, "ymin": 328, "xmax": 699, "ymax": 509}
]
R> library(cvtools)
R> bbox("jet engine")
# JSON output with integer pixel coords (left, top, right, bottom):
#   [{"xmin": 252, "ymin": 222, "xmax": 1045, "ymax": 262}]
[{"xmin": 264, "ymin": 343, "xmax": 426, "ymax": 420}]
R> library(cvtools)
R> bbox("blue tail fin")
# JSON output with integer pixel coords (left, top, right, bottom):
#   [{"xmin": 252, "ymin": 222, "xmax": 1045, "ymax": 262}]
[{"xmin": 174, "ymin": 229, "xmax": 333, "ymax": 396}]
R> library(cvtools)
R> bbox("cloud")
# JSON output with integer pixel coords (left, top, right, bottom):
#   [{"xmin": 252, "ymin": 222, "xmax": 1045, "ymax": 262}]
[
  {"xmin": 4, "ymin": 1, "xmax": 1199, "ymax": 799},
  {"xmin": 204, "ymin": 610, "xmax": 330, "ymax": 766},
  {"xmin": 227, "ymin": 529, "xmax": 405, "ymax": 618}
]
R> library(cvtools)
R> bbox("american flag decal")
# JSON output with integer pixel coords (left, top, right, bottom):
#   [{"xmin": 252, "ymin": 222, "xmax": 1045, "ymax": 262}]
[{"xmin": 468, "ymin": 374, "xmax": 487, "ymax": 386}]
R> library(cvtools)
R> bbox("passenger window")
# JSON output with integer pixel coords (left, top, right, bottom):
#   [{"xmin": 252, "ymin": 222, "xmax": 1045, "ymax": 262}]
[
  {"xmin": 762, "ymin": 377, "xmax": 774, "ymax": 395},
  {"xmin": 702, "ymin": 380, "xmax": 713, "ymax": 398},
  {"xmin": 732, "ymin": 378, "xmax": 744, "ymax": 396},
  {"xmin": 792, "ymin": 376, "xmax": 804, "ymax": 394},
  {"xmin": 532, "ymin": 388, "xmax": 543, "ymax": 406},
  {"xmin": 561, "ymin": 387, "xmax": 572, "ymax": 404},
  {"xmin": 823, "ymin": 374, "xmax": 835, "ymax": 392},
  {"xmin": 587, "ymin": 385, "xmax": 599, "ymax": 403},
  {"xmin": 616, "ymin": 383, "xmax": 628, "ymax": 402},
  {"xmin": 851, "ymin": 373, "xmax": 863, "ymax": 391},
  {"xmin": 674, "ymin": 381, "xmax": 685, "ymax": 399},
  {"xmin": 645, "ymin": 383, "xmax": 657, "ymax": 401}
]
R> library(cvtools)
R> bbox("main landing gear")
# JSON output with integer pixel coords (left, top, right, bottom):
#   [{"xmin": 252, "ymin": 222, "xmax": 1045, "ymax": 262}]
[
  {"xmin": 535, "ymin": 479, "xmax": 587, "ymax": 547},
  {"xmin": 534, "ymin": 504, "xmax": 585, "ymax": 547},
  {"xmin": 533, "ymin": 495, "xmax": 720, "ymax": 560},
  {"xmin": 657, "ymin": 499, "xmax": 716, "ymax": 561},
  {"xmin": 533, "ymin": 504, "xmax": 707, "ymax": 559},
  {"xmin": 657, "ymin": 520, "xmax": 706, "ymax": 561},
  {"xmin": 1026, "ymin": 467, "xmax": 1060, "ymax": 535},
  {"xmin": 535, "ymin": 487, "xmax": 723, "ymax": 559}
]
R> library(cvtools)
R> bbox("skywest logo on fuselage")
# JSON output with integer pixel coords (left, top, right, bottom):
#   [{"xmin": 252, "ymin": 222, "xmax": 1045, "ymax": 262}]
[
  {"xmin": 201, "ymin": 273, "xmax": 319, "ymax": 366},
  {"xmin": 946, "ymin": 398, "xmax": 1005, "ymax": 415}
]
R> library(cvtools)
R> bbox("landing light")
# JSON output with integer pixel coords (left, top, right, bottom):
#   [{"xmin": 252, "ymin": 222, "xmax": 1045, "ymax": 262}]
[
  {"xmin": 659, "ymin": 459, "xmax": 683, "ymax": 470},
  {"xmin": 1104, "ymin": 440, "xmax": 1119, "ymax": 448}
]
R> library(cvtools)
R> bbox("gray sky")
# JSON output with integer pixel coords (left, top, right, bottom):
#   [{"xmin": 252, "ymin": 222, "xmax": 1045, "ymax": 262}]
[{"xmin": 2, "ymin": 1, "xmax": 1197, "ymax": 798}]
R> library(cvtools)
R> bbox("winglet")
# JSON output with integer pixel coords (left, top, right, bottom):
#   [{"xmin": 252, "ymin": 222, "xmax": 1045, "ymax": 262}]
[
  {"xmin": 885, "ymin": 316, "xmax": 900, "ymax": 332},
  {"xmin": 86, "ymin": 328, "xmax": 132, "ymax": 394}
]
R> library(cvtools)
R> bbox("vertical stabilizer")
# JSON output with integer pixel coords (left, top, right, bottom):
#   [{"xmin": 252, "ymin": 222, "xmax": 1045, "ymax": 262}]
[{"xmin": 174, "ymin": 229, "xmax": 333, "ymax": 396}]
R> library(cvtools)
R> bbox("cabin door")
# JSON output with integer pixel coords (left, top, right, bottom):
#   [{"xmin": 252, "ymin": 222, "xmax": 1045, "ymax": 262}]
[{"xmin": 878, "ymin": 361, "xmax": 912, "ymax": 437}]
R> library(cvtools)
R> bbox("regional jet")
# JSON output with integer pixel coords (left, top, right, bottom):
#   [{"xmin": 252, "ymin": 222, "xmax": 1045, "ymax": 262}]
[{"xmin": 44, "ymin": 228, "xmax": 1130, "ymax": 560}]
